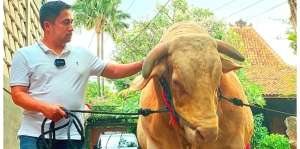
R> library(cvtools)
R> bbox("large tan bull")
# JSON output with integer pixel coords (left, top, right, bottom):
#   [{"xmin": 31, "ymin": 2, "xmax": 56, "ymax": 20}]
[{"xmin": 131, "ymin": 21, "xmax": 253, "ymax": 149}]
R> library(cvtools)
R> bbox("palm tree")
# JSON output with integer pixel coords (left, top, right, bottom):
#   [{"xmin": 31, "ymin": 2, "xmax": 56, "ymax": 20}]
[
  {"xmin": 288, "ymin": 0, "xmax": 297, "ymax": 31},
  {"xmin": 73, "ymin": 0, "xmax": 130, "ymax": 97}
]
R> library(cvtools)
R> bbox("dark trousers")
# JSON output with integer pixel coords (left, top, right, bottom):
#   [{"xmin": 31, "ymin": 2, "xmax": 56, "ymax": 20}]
[{"xmin": 19, "ymin": 135, "xmax": 84, "ymax": 149}]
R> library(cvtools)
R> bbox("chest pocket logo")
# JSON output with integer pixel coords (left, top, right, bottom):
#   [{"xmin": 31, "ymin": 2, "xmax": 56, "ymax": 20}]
[{"xmin": 69, "ymin": 60, "xmax": 87, "ymax": 76}]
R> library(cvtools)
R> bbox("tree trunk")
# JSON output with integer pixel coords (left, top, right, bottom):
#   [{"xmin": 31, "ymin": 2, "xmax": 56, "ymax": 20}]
[
  {"xmin": 96, "ymin": 32, "xmax": 102, "ymax": 97},
  {"xmin": 288, "ymin": 0, "xmax": 297, "ymax": 31},
  {"xmin": 100, "ymin": 32, "xmax": 105, "ymax": 97},
  {"xmin": 95, "ymin": 17, "xmax": 105, "ymax": 97}
]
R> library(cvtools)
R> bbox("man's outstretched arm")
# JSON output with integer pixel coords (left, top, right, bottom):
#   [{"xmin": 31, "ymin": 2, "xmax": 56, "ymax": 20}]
[{"xmin": 101, "ymin": 60, "xmax": 143, "ymax": 79}]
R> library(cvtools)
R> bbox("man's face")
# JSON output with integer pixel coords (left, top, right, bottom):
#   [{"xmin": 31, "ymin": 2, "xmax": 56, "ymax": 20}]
[{"xmin": 45, "ymin": 9, "xmax": 74, "ymax": 44}]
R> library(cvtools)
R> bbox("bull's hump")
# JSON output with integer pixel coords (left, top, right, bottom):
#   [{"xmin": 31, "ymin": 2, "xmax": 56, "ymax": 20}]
[{"xmin": 160, "ymin": 22, "xmax": 209, "ymax": 42}]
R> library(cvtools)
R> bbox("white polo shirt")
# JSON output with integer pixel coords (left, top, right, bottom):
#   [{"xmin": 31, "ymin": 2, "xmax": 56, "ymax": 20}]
[{"xmin": 10, "ymin": 42, "xmax": 107, "ymax": 139}]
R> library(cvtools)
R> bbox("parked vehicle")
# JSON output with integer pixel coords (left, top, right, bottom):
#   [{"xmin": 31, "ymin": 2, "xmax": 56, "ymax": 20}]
[{"xmin": 94, "ymin": 132, "xmax": 139, "ymax": 149}]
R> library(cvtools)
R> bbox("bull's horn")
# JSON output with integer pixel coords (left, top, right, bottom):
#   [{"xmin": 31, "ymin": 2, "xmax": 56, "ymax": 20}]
[
  {"xmin": 216, "ymin": 40, "xmax": 245, "ymax": 61},
  {"xmin": 142, "ymin": 42, "xmax": 169, "ymax": 78}
]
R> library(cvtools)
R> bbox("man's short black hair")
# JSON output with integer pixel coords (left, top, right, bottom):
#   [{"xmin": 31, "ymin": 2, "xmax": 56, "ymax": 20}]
[{"xmin": 39, "ymin": 1, "xmax": 71, "ymax": 30}]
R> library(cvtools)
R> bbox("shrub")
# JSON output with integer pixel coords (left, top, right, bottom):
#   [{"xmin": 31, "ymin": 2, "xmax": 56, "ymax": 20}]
[
  {"xmin": 259, "ymin": 134, "xmax": 290, "ymax": 149},
  {"xmin": 236, "ymin": 69, "xmax": 265, "ymax": 107},
  {"xmin": 251, "ymin": 114, "xmax": 269, "ymax": 149}
]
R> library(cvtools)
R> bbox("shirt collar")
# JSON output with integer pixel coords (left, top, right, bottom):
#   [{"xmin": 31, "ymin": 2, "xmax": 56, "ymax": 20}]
[{"xmin": 37, "ymin": 41, "xmax": 71, "ymax": 55}]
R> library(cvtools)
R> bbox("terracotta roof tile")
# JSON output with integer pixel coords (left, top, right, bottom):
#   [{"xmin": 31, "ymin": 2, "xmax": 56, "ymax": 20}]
[{"xmin": 231, "ymin": 25, "xmax": 296, "ymax": 97}]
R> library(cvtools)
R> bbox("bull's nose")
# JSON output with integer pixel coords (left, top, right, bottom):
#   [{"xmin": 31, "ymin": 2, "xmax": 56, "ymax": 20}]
[{"xmin": 196, "ymin": 127, "xmax": 218, "ymax": 142}]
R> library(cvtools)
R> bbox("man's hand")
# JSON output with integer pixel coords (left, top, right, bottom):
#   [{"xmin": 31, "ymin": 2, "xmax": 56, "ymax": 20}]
[
  {"xmin": 41, "ymin": 104, "xmax": 66, "ymax": 122},
  {"xmin": 11, "ymin": 86, "xmax": 67, "ymax": 122},
  {"xmin": 101, "ymin": 60, "xmax": 144, "ymax": 79}
]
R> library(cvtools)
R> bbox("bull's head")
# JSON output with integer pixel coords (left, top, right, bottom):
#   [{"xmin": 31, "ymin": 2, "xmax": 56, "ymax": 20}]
[{"xmin": 131, "ymin": 24, "xmax": 244, "ymax": 144}]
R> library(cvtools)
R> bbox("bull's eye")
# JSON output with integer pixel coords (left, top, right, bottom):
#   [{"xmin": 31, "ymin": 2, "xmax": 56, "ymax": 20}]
[{"xmin": 172, "ymin": 80, "xmax": 187, "ymax": 96}]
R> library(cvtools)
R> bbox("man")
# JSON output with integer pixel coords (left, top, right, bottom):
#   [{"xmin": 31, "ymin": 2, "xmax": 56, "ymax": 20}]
[{"xmin": 10, "ymin": 1, "xmax": 159, "ymax": 149}]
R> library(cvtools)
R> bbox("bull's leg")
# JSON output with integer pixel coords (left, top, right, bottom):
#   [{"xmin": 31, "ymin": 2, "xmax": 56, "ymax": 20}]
[
  {"xmin": 228, "ymin": 138, "xmax": 245, "ymax": 149},
  {"xmin": 137, "ymin": 119, "xmax": 147, "ymax": 149},
  {"xmin": 219, "ymin": 135, "xmax": 245, "ymax": 149},
  {"xmin": 137, "ymin": 118, "xmax": 162, "ymax": 149},
  {"xmin": 146, "ymin": 139, "xmax": 162, "ymax": 149}
]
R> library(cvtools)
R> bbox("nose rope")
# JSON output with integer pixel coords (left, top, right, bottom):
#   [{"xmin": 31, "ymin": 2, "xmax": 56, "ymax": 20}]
[
  {"xmin": 159, "ymin": 77, "xmax": 197, "ymax": 130},
  {"xmin": 217, "ymin": 88, "xmax": 296, "ymax": 116}
]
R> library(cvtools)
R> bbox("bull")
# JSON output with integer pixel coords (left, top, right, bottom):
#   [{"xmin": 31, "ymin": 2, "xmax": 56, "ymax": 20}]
[{"xmin": 131, "ymin": 21, "xmax": 253, "ymax": 149}]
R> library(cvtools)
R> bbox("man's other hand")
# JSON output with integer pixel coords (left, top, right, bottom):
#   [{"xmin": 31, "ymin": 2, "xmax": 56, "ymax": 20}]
[{"xmin": 41, "ymin": 104, "xmax": 66, "ymax": 122}]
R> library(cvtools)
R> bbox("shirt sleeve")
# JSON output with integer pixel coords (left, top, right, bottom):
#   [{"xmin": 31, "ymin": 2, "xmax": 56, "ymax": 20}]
[
  {"xmin": 88, "ymin": 53, "xmax": 108, "ymax": 76},
  {"xmin": 9, "ymin": 51, "xmax": 30, "ymax": 87}
]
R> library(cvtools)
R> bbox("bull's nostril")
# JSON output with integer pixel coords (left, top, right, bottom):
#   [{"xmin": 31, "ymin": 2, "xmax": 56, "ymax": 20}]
[
  {"xmin": 196, "ymin": 127, "xmax": 218, "ymax": 142},
  {"xmin": 196, "ymin": 130, "xmax": 205, "ymax": 141}
]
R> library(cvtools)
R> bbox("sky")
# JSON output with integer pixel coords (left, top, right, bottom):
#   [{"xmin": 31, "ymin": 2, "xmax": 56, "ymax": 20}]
[{"xmin": 62, "ymin": 0, "xmax": 297, "ymax": 66}]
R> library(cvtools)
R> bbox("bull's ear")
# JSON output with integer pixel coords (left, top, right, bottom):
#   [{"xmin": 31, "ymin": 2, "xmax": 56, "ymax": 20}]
[
  {"xmin": 130, "ymin": 75, "xmax": 149, "ymax": 91},
  {"xmin": 221, "ymin": 57, "xmax": 243, "ymax": 73},
  {"xmin": 130, "ymin": 60, "xmax": 167, "ymax": 91}
]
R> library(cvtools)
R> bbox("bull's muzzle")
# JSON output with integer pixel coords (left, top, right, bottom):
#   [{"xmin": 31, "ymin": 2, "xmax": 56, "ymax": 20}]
[{"xmin": 195, "ymin": 126, "xmax": 218, "ymax": 142}]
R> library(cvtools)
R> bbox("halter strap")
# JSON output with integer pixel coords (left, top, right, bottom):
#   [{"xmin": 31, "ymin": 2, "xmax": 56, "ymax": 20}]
[{"xmin": 159, "ymin": 77, "xmax": 179, "ymax": 126}]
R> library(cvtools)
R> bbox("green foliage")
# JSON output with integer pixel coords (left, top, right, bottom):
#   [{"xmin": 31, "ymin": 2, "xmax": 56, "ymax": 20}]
[
  {"xmin": 223, "ymin": 28, "xmax": 245, "ymax": 53},
  {"xmin": 73, "ymin": 0, "xmax": 129, "ymax": 35},
  {"xmin": 106, "ymin": 90, "xmax": 140, "ymax": 113},
  {"xmin": 251, "ymin": 114, "xmax": 291, "ymax": 149},
  {"xmin": 259, "ymin": 134, "xmax": 290, "ymax": 149},
  {"xmin": 114, "ymin": 78, "xmax": 131, "ymax": 91},
  {"xmin": 173, "ymin": 0, "xmax": 191, "ymax": 21},
  {"xmin": 84, "ymin": 81, "xmax": 112, "ymax": 104},
  {"xmin": 287, "ymin": 31, "xmax": 297, "ymax": 53},
  {"xmin": 84, "ymin": 80, "xmax": 140, "ymax": 113},
  {"xmin": 251, "ymin": 114, "xmax": 269, "ymax": 149},
  {"xmin": 84, "ymin": 81, "xmax": 140, "ymax": 132},
  {"xmin": 84, "ymin": 81, "xmax": 99, "ymax": 103},
  {"xmin": 190, "ymin": 7, "xmax": 214, "ymax": 19},
  {"xmin": 236, "ymin": 69, "xmax": 265, "ymax": 107}
]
